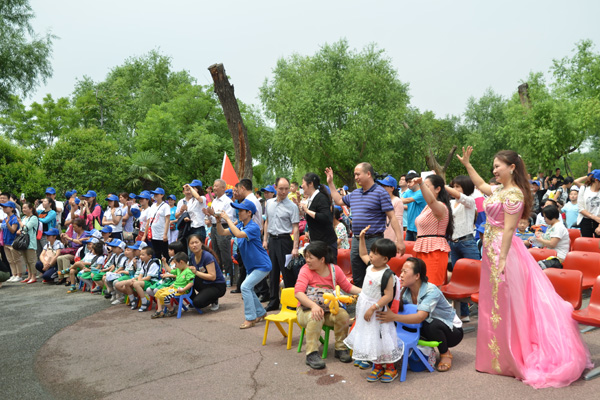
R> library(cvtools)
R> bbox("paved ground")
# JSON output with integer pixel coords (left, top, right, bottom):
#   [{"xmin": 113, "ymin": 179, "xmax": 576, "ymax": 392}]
[{"xmin": 2, "ymin": 281, "xmax": 600, "ymax": 400}]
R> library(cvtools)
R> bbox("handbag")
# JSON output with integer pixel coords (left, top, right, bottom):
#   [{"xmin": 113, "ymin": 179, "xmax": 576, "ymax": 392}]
[
  {"xmin": 12, "ymin": 230, "xmax": 30, "ymax": 250},
  {"xmin": 60, "ymin": 247, "xmax": 77, "ymax": 256},
  {"xmin": 304, "ymin": 263, "xmax": 337, "ymax": 312},
  {"xmin": 147, "ymin": 202, "xmax": 166, "ymax": 240}
]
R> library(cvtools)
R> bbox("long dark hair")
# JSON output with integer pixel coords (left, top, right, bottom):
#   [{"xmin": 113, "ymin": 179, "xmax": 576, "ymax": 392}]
[
  {"xmin": 494, "ymin": 150, "xmax": 533, "ymax": 219},
  {"xmin": 303, "ymin": 172, "xmax": 332, "ymax": 206},
  {"xmin": 425, "ymin": 175, "xmax": 454, "ymax": 240},
  {"xmin": 23, "ymin": 202, "xmax": 38, "ymax": 217},
  {"xmin": 398, "ymin": 257, "xmax": 428, "ymax": 312},
  {"xmin": 187, "ymin": 234, "xmax": 220, "ymax": 265}
]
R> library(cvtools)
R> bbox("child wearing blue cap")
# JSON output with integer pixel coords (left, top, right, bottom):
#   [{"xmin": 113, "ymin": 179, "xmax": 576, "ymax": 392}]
[
  {"xmin": 69, "ymin": 241, "xmax": 105, "ymax": 293},
  {"xmin": 216, "ymin": 199, "xmax": 272, "ymax": 329},
  {"xmin": 101, "ymin": 240, "xmax": 128, "ymax": 300},
  {"xmin": 102, "ymin": 194, "xmax": 124, "ymax": 240},
  {"xmin": 35, "ymin": 228, "xmax": 64, "ymax": 283},
  {"xmin": 112, "ymin": 244, "xmax": 142, "ymax": 304}
]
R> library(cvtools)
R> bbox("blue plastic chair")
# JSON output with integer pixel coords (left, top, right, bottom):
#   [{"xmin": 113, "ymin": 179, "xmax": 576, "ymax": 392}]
[
  {"xmin": 172, "ymin": 290, "xmax": 203, "ymax": 319},
  {"xmin": 395, "ymin": 303, "xmax": 435, "ymax": 381}
]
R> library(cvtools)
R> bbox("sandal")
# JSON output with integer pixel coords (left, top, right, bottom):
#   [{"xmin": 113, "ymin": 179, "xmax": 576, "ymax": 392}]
[
  {"xmin": 437, "ymin": 351, "xmax": 453, "ymax": 372},
  {"xmin": 151, "ymin": 310, "xmax": 165, "ymax": 319},
  {"xmin": 239, "ymin": 321, "xmax": 255, "ymax": 329},
  {"xmin": 254, "ymin": 315, "xmax": 266, "ymax": 323}
]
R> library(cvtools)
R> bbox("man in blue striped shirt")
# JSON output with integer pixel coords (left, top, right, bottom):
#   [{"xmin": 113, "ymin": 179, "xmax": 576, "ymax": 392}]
[{"xmin": 325, "ymin": 163, "xmax": 405, "ymax": 287}]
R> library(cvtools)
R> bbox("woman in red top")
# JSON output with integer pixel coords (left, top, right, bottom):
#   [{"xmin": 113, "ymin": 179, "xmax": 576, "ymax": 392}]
[
  {"xmin": 413, "ymin": 175, "xmax": 453, "ymax": 286},
  {"xmin": 295, "ymin": 241, "xmax": 361, "ymax": 370}
]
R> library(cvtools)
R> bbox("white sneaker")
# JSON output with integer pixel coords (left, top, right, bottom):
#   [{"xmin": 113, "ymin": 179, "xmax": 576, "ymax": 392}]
[
  {"xmin": 7, "ymin": 276, "xmax": 16, "ymax": 282},
  {"xmin": 13, "ymin": 276, "xmax": 23, "ymax": 283},
  {"xmin": 210, "ymin": 302, "xmax": 219, "ymax": 311}
]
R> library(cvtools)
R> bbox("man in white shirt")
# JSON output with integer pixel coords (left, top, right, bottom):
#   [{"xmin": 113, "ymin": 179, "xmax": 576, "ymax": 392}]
[
  {"xmin": 205, "ymin": 179, "xmax": 235, "ymax": 283},
  {"xmin": 179, "ymin": 179, "xmax": 208, "ymax": 244}
]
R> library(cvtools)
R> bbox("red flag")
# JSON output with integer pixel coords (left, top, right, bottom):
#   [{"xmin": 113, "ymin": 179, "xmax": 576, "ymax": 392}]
[{"xmin": 220, "ymin": 152, "xmax": 239, "ymax": 190}]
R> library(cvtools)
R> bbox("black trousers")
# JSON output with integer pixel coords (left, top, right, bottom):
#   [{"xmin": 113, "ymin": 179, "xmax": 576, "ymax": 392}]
[
  {"xmin": 421, "ymin": 318, "xmax": 464, "ymax": 354},
  {"xmin": 192, "ymin": 281, "xmax": 226, "ymax": 309},
  {"xmin": 151, "ymin": 239, "xmax": 169, "ymax": 260},
  {"xmin": 268, "ymin": 236, "xmax": 296, "ymax": 306},
  {"xmin": 580, "ymin": 217, "xmax": 600, "ymax": 238}
]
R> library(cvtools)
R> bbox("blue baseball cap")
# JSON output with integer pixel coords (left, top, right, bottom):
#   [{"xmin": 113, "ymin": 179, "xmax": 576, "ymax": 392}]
[
  {"xmin": 74, "ymin": 198, "xmax": 81, "ymax": 205},
  {"xmin": 342, "ymin": 185, "xmax": 348, "ymax": 191},
  {"xmin": 262, "ymin": 185, "xmax": 276, "ymax": 194},
  {"xmin": 129, "ymin": 193, "xmax": 137, "ymax": 199},
  {"xmin": 45, "ymin": 187, "xmax": 56, "ymax": 195},
  {"xmin": 168, "ymin": 194, "xmax": 176, "ymax": 201},
  {"xmin": 377, "ymin": 175, "xmax": 398, "ymax": 188},
  {"xmin": 43, "ymin": 228, "xmax": 60, "ymax": 236},
  {"xmin": 0, "ymin": 201, "xmax": 17, "ymax": 209},
  {"xmin": 187, "ymin": 179, "xmax": 203, "ymax": 188},
  {"xmin": 130, "ymin": 207, "xmax": 141, "ymax": 219},
  {"xmin": 106, "ymin": 239, "xmax": 126, "ymax": 250},
  {"xmin": 82, "ymin": 237, "xmax": 100, "ymax": 244},
  {"xmin": 225, "ymin": 189, "xmax": 233, "ymax": 199},
  {"xmin": 231, "ymin": 199, "xmax": 257, "ymax": 215},
  {"xmin": 136, "ymin": 191, "xmax": 152, "ymax": 200},
  {"xmin": 151, "ymin": 187, "xmax": 165, "ymax": 195},
  {"xmin": 127, "ymin": 240, "xmax": 148, "ymax": 250},
  {"xmin": 100, "ymin": 226, "xmax": 113, "ymax": 233},
  {"xmin": 588, "ymin": 169, "xmax": 600, "ymax": 181},
  {"xmin": 530, "ymin": 180, "xmax": 541, "ymax": 187},
  {"xmin": 81, "ymin": 190, "xmax": 97, "ymax": 198},
  {"xmin": 105, "ymin": 194, "xmax": 119, "ymax": 202},
  {"xmin": 65, "ymin": 190, "xmax": 73, "ymax": 199}
]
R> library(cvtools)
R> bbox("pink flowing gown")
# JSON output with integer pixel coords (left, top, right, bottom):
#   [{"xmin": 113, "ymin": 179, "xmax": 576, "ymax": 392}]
[{"xmin": 476, "ymin": 186, "xmax": 593, "ymax": 388}]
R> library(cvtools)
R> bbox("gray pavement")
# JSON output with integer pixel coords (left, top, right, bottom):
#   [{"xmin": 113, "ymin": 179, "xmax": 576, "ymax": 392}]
[{"xmin": 2, "ymin": 281, "xmax": 600, "ymax": 400}]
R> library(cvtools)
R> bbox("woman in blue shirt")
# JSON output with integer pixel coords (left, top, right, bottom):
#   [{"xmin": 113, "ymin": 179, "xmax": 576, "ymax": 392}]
[
  {"xmin": 377, "ymin": 257, "xmax": 463, "ymax": 372},
  {"xmin": 1, "ymin": 201, "xmax": 23, "ymax": 282},
  {"xmin": 38, "ymin": 198, "xmax": 57, "ymax": 251},
  {"xmin": 217, "ymin": 199, "xmax": 272, "ymax": 329},
  {"xmin": 188, "ymin": 234, "xmax": 226, "ymax": 311}
]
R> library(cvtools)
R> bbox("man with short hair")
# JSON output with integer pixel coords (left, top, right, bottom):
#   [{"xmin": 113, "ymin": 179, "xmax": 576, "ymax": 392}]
[
  {"xmin": 398, "ymin": 174, "xmax": 409, "ymax": 230},
  {"xmin": 206, "ymin": 179, "xmax": 235, "ymax": 283},
  {"xmin": 326, "ymin": 163, "xmax": 405, "ymax": 288},
  {"xmin": 263, "ymin": 177, "xmax": 300, "ymax": 311}
]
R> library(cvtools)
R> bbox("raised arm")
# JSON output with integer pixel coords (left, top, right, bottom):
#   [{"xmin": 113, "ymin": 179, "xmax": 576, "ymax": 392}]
[
  {"xmin": 325, "ymin": 167, "xmax": 345, "ymax": 207},
  {"xmin": 358, "ymin": 226, "xmax": 372, "ymax": 265},
  {"xmin": 414, "ymin": 178, "xmax": 447, "ymax": 219},
  {"xmin": 457, "ymin": 146, "xmax": 492, "ymax": 196}
]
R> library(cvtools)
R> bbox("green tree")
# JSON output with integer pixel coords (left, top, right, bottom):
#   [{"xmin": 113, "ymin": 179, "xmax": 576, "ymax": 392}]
[
  {"xmin": 0, "ymin": 0, "xmax": 54, "ymax": 108},
  {"xmin": 126, "ymin": 151, "xmax": 167, "ymax": 191},
  {"xmin": 260, "ymin": 39, "xmax": 410, "ymax": 187},
  {"xmin": 40, "ymin": 127, "xmax": 128, "ymax": 195},
  {"xmin": 0, "ymin": 136, "xmax": 46, "ymax": 199}
]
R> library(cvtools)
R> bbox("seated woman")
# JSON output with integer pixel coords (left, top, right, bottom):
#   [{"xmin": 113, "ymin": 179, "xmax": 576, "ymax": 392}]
[
  {"xmin": 295, "ymin": 241, "xmax": 361, "ymax": 370},
  {"xmin": 35, "ymin": 228, "xmax": 64, "ymax": 282},
  {"xmin": 187, "ymin": 234, "xmax": 226, "ymax": 312},
  {"xmin": 529, "ymin": 205, "xmax": 570, "ymax": 268},
  {"xmin": 376, "ymin": 257, "xmax": 463, "ymax": 372}
]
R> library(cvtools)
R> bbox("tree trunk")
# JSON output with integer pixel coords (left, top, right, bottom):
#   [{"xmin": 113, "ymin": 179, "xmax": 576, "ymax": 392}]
[
  {"xmin": 207, "ymin": 63, "xmax": 252, "ymax": 180},
  {"xmin": 425, "ymin": 145, "xmax": 458, "ymax": 181},
  {"xmin": 518, "ymin": 83, "xmax": 531, "ymax": 108}
]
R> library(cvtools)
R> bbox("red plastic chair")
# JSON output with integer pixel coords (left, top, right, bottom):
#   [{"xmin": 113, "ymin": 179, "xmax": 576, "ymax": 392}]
[
  {"xmin": 572, "ymin": 275, "xmax": 600, "ymax": 380},
  {"xmin": 562, "ymin": 251, "xmax": 600, "ymax": 290},
  {"xmin": 470, "ymin": 293, "xmax": 479, "ymax": 304},
  {"xmin": 404, "ymin": 241, "xmax": 416, "ymax": 256},
  {"xmin": 389, "ymin": 254, "xmax": 412, "ymax": 277},
  {"xmin": 298, "ymin": 235, "xmax": 308, "ymax": 248},
  {"xmin": 543, "ymin": 268, "xmax": 583, "ymax": 310},
  {"xmin": 440, "ymin": 259, "xmax": 481, "ymax": 301},
  {"xmin": 528, "ymin": 247, "xmax": 558, "ymax": 262},
  {"xmin": 568, "ymin": 229, "xmax": 581, "ymax": 251},
  {"xmin": 572, "ymin": 237, "xmax": 600, "ymax": 254},
  {"xmin": 337, "ymin": 249, "xmax": 352, "ymax": 282}
]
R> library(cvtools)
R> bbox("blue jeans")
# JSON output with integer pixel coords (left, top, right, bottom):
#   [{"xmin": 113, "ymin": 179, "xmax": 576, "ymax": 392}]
[
  {"xmin": 405, "ymin": 230, "xmax": 417, "ymax": 242},
  {"xmin": 449, "ymin": 238, "xmax": 481, "ymax": 317},
  {"xmin": 241, "ymin": 268, "xmax": 270, "ymax": 321}
]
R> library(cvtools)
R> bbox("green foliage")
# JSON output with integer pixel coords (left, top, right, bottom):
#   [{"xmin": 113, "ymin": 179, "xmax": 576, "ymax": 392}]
[
  {"xmin": 0, "ymin": 0, "xmax": 54, "ymax": 108},
  {"xmin": 126, "ymin": 151, "xmax": 166, "ymax": 191},
  {"xmin": 260, "ymin": 39, "xmax": 410, "ymax": 186},
  {"xmin": 40, "ymin": 127, "xmax": 128, "ymax": 195},
  {"xmin": 0, "ymin": 136, "xmax": 46, "ymax": 198}
]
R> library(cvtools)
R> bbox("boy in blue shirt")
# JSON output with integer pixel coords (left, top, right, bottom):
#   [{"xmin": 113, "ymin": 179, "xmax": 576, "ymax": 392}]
[{"xmin": 401, "ymin": 172, "xmax": 427, "ymax": 241}]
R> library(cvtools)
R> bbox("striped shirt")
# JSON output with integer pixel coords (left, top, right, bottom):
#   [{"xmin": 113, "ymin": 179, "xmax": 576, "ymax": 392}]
[
  {"xmin": 414, "ymin": 205, "xmax": 450, "ymax": 253},
  {"xmin": 342, "ymin": 184, "xmax": 393, "ymax": 234}
]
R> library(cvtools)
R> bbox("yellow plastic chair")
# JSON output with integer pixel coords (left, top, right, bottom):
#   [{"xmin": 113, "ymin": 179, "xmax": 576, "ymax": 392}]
[{"xmin": 262, "ymin": 288, "xmax": 301, "ymax": 350}]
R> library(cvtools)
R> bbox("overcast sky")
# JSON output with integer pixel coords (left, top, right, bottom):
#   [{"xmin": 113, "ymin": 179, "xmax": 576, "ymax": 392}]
[{"xmin": 28, "ymin": 0, "xmax": 600, "ymax": 118}]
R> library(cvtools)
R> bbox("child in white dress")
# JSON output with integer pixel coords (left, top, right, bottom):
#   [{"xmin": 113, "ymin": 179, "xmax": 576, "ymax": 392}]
[{"xmin": 344, "ymin": 225, "xmax": 403, "ymax": 383}]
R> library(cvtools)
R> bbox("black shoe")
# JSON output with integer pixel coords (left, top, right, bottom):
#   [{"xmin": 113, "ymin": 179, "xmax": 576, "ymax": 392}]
[
  {"xmin": 104, "ymin": 293, "xmax": 112, "ymax": 299},
  {"xmin": 265, "ymin": 303, "xmax": 280, "ymax": 312},
  {"xmin": 258, "ymin": 295, "xmax": 269, "ymax": 302},
  {"xmin": 306, "ymin": 351, "xmax": 326, "ymax": 370},
  {"xmin": 334, "ymin": 349, "xmax": 352, "ymax": 363},
  {"xmin": 230, "ymin": 289, "xmax": 241, "ymax": 294}
]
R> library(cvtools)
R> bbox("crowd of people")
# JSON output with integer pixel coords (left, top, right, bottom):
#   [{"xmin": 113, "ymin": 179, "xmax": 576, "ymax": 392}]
[{"xmin": 1, "ymin": 154, "xmax": 599, "ymax": 388}]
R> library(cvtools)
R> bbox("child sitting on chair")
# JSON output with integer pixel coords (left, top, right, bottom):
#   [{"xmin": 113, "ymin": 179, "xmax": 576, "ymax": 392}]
[
  {"xmin": 67, "ymin": 239, "xmax": 104, "ymax": 293},
  {"xmin": 101, "ymin": 239, "xmax": 128, "ymax": 300},
  {"xmin": 151, "ymin": 252, "xmax": 195, "ymax": 318},
  {"xmin": 147, "ymin": 241, "xmax": 184, "ymax": 299},
  {"xmin": 111, "ymin": 245, "xmax": 140, "ymax": 304},
  {"xmin": 130, "ymin": 247, "xmax": 161, "ymax": 312}
]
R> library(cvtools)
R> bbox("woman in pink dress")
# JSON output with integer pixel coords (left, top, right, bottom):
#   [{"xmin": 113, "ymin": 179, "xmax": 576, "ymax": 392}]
[{"xmin": 458, "ymin": 146, "xmax": 592, "ymax": 388}]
